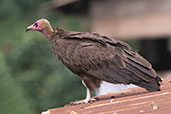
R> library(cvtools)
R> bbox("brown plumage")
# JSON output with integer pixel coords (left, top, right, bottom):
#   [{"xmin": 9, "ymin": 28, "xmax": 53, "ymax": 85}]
[{"xmin": 26, "ymin": 19, "xmax": 162, "ymax": 104}]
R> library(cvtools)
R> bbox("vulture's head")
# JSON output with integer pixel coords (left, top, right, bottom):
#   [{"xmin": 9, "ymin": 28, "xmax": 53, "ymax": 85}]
[{"xmin": 26, "ymin": 19, "xmax": 54, "ymax": 39}]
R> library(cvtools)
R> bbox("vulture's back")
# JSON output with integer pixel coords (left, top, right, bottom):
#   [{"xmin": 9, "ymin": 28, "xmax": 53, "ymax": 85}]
[{"xmin": 52, "ymin": 30, "xmax": 162, "ymax": 92}]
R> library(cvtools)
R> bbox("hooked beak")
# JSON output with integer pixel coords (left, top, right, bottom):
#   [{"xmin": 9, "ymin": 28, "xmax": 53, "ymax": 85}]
[
  {"xmin": 26, "ymin": 25, "xmax": 32, "ymax": 32},
  {"xmin": 26, "ymin": 23, "xmax": 36, "ymax": 32},
  {"xmin": 26, "ymin": 28, "xmax": 30, "ymax": 32}
]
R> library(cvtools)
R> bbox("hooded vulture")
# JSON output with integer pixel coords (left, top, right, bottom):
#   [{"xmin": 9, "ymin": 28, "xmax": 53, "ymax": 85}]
[{"xmin": 26, "ymin": 19, "xmax": 162, "ymax": 104}]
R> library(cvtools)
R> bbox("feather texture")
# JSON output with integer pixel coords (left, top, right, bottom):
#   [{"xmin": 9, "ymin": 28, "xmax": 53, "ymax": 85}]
[{"xmin": 51, "ymin": 28, "xmax": 161, "ymax": 92}]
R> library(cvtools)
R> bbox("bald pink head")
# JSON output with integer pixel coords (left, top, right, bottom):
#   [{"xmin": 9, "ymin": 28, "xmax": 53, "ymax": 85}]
[
  {"xmin": 26, "ymin": 19, "xmax": 54, "ymax": 39},
  {"xmin": 26, "ymin": 19, "xmax": 43, "ymax": 32}
]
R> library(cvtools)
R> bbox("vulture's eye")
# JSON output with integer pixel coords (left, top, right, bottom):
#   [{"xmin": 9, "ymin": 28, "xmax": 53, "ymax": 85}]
[{"xmin": 34, "ymin": 23, "xmax": 38, "ymax": 27}]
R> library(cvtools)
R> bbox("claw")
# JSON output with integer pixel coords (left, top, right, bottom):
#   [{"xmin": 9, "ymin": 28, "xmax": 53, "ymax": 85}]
[
  {"xmin": 65, "ymin": 80, "xmax": 98, "ymax": 106},
  {"xmin": 69, "ymin": 100, "xmax": 88, "ymax": 105},
  {"xmin": 68, "ymin": 98, "xmax": 97, "ymax": 105}
]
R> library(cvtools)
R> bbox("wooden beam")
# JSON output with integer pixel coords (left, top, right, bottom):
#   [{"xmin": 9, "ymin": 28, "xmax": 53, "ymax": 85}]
[{"xmin": 91, "ymin": 0, "xmax": 171, "ymax": 39}]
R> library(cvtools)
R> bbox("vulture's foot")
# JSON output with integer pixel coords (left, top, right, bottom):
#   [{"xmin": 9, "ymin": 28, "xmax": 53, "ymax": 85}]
[
  {"xmin": 68, "ymin": 98, "xmax": 97, "ymax": 105},
  {"xmin": 65, "ymin": 81, "xmax": 98, "ymax": 106}
]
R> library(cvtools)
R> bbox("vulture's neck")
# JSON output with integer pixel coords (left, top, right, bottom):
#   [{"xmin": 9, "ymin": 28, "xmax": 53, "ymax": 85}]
[{"xmin": 41, "ymin": 25, "xmax": 55, "ymax": 40}]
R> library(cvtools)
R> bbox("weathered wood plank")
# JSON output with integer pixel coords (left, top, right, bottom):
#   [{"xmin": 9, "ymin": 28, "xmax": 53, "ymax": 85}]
[{"xmin": 42, "ymin": 77, "xmax": 171, "ymax": 114}]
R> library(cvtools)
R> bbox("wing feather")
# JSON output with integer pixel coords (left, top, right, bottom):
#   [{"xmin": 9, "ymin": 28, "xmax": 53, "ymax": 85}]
[
  {"xmin": 123, "ymin": 49, "xmax": 152, "ymax": 69},
  {"xmin": 55, "ymin": 31, "xmax": 157, "ymax": 85}
]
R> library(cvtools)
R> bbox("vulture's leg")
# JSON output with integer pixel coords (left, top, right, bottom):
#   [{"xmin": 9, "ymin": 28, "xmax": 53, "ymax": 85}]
[
  {"xmin": 69, "ymin": 80, "xmax": 96, "ymax": 105},
  {"xmin": 82, "ymin": 80, "xmax": 91, "ymax": 102}
]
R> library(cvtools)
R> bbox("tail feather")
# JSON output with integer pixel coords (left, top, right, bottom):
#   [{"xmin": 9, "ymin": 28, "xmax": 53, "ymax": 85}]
[
  {"xmin": 134, "ymin": 75, "xmax": 162, "ymax": 92},
  {"xmin": 122, "ymin": 49, "xmax": 162, "ymax": 91}
]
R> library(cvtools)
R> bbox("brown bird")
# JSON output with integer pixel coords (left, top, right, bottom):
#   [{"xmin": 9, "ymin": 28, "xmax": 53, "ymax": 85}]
[{"xmin": 26, "ymin": 19, "xmax": 162, "ymax": 104}]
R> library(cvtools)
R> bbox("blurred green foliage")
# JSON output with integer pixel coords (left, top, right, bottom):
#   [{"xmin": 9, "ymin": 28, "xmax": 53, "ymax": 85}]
[
  {"xmin": 0, "ymin": 0, "xmax": 141, "ymax": 114},
  {"xmin": 0, "ymin": 52, "xmax": 36, "ymax": 114},
  {"xmin": 0, "ymin": 0, "xmax": 85, "ymax": 113}
]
